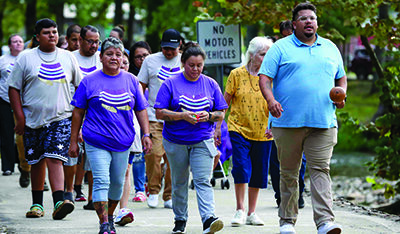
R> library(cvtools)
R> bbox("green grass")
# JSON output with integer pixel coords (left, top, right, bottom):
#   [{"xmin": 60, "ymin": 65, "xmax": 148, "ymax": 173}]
[{"xmin": 336, "ymin": 80, "xmax": 380, "ymax": 124}]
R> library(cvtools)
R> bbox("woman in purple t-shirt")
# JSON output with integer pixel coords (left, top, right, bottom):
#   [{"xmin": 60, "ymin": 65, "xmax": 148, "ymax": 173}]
[
  {"xmin": 68, "ymin": 37, "xmax": 152, "ymax": 234},
  {"xmin": 154, "ymin": 42, "xmax": 228, "ymax": 234}
]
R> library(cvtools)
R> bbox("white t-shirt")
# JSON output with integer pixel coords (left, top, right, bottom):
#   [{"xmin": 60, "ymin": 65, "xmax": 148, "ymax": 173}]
[
  {"xmin": 138, "ymin": 52, "xmax": 182, "ymax": 122},
  {"xmin": 8, "ymin": 47, "xmax": 82, "ymax": 129},
  {"xmin": 0, "ymin": 53, "xmax": 17, "ymax": 102}
]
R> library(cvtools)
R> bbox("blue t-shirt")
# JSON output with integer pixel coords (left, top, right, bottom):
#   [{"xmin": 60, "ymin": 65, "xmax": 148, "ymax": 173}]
[
  {"xmin": 258, "ymin": 33, "xmax": 346, "ymax": 128},
  {"xmin": 71, "ymin": 70, "xmax": 149, "ymax": 151},
  {"xmin": 154, "ymin": 73, "xmax": 228, "ymax": 145}
]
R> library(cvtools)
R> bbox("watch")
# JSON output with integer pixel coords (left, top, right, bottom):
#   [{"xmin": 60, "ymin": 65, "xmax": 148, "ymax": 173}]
[{"xmin": 208, "ymin": 112, "xmax": 213, "ymax": 121}]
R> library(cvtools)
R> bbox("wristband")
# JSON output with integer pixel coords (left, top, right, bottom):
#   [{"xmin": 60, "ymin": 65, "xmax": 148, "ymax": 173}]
[{"xmin": 143, "ymin": 133, "xmax": 152, "ymax": 139}]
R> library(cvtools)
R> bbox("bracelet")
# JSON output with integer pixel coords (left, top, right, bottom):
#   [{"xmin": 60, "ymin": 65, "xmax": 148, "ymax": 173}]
[{"xmin": 208, "ymin": 112, "xmax": 213, "ymax": 121}]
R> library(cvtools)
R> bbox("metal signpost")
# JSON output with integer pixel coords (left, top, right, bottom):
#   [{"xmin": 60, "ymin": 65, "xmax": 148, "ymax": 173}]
[{"xmin": 197, "ymin": 20, "xmax": 241, "ymax": 91}]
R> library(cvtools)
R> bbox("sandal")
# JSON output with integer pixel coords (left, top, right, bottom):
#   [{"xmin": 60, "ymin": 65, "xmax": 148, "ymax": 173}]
[
  {"xmin": 52, "ymin": 200, "xmax": 74, "ymax": 220},
  {"xmin": 26, "ymin": 204, "xmax": 45, "ymax": 218}
]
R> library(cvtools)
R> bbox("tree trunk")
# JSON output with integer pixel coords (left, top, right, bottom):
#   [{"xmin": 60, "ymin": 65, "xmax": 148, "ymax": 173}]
[
  {"xmin": 49, "ymin": 1, "xmax": 65, "ymax": 35},
  {"xmin": 0, "ymin": 0, "xmax": 6, "ymax": 56},
  {"xmin": 127, "ymin": 4, "xmax": 135, "ymax": 48},
  {"xmin": 145, "ymin": 0, "xmax": 163, "ymax": 52},
  {"xmin": 25, "ymin": 0, "xmax": 37, "ymax": 40},
  {"xmin": 114, "ymin": 0, "xmax": 123, "ymax": 26}
]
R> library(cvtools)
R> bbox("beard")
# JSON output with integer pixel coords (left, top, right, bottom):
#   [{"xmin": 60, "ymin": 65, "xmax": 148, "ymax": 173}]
[{"xmin": 304, "ymin": 32, "xmax": 314, "ymax": 38}]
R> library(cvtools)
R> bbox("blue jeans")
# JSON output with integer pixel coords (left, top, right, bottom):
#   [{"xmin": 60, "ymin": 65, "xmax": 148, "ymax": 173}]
[
  {"xmin": 85, "ymin": 142, "xmax": 129, "ymax": 202},
  {"xmin": 130, "ymin": 152, "xmax": 145, "ymax": 193},
  {"xmin": 163, "ymin": 138, "xmax": 217, "ymax": 223},
  {"xmin": 269, "ymin": 141, "xmax": 307, "ymax": 200}
]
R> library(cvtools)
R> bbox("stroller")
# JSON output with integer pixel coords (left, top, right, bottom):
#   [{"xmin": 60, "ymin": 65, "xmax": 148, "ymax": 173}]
[{"xmin": 190, "ymin": 120, "xmax": 232, "ymax": 190}]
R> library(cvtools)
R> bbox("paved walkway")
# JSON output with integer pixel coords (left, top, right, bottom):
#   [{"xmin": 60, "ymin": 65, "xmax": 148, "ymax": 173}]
[{"xmin": 0, "ymin": 169, "xmax": 399, "ymax": 233}]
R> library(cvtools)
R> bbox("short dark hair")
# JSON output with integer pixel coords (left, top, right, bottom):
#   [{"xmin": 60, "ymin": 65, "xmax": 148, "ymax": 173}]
[
  {"xmin": 35, "ymin": 18, "xmax": 57, "ymax": 35},
  {"xmin": 66, "ymin": 24, "xmax": 81, "ymax": 38},
  {"xmin": 80, "ymin": 25, "xmax": 99, "ymax": 39},
  {"xmin": 8, "ymin": 34, "xmax": 22, "ymax": 45},
  {"xmin": 181, "ymin": 42, "xmax": 206, "ymax": 64},
  {"xmin": 111, "ymin": 25, "xmax": 125, "ymax": 40},
  {"xmin": 129, "ymin": 41, "xmax": 152, "ymax": 62},
  {"xmin": 292, "ymin": 2, "xmax": 317, "ymax": 21},
  {"xmin": 279, "ymin": 20, "xmax": 293, "ymax": 34}
]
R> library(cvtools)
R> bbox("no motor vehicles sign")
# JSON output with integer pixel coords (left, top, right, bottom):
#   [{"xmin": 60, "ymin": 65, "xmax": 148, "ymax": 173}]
[{"xmin": 197, "ymin": 20, "xmax": 241, "ymax": 65}]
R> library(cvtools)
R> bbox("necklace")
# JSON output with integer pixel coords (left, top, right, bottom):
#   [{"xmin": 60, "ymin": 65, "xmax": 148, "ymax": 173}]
[
  {"xmin": 37, "ymin": 48, "xmax": 58, "ymax": 63},
  {"xmin": 245, "ymin": 65, "xmax": 260, "ymax": 92}
]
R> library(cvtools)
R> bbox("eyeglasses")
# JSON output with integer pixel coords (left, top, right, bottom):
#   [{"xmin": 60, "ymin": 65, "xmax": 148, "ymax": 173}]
[
  {"xmin": 134, "ymin": 54, "xmax": 149, "ymax": 60},
  {"xmin": 83, "ymin": 38, "xmax": 101, "ymax": 46},
  {"xmin": 297, "ymin": 15, "xmax": 317, "ymax": 22}
]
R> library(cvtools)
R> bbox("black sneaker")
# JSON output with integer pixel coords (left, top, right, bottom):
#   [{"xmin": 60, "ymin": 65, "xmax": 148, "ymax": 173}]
[
  {"xmin": 84, "ymin": 200, "xmax": 95, "ymax": 210},
  {"xmin": 298, "ymin": 195, "xmax": 305, "ymax": 209},
  {"xmin": 108, "ymin": 215, "xmax": 116, "ymax": 234},
  {"xmin": 172, "ymin": 220, "xmax": 186, "ymax": 233},
  {"xmin": 203, "ymin": 217, "xmax": 223, "ymax": 234},
  {"xmin": 99, "ymin": 222, "xmax": 111, "ymax": 234}
]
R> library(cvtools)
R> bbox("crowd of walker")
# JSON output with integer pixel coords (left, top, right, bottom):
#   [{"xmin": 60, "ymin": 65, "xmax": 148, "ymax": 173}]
[{"xmin": 0, "ymin": 2, "xmax": 347, "ymax": 234}]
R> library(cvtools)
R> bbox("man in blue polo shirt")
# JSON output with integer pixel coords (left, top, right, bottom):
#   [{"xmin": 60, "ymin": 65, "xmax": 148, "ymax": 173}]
[{"xmin": 259, "ymin": 2, "xmax": 347, "ymax": 234}]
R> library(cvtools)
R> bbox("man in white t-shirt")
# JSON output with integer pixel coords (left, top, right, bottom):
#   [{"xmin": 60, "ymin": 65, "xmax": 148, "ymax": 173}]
[
  {"xmin": 8, "ymin": 18, "xmax": 82, "ymax": 220},
  {"xmin": 0, "ymin": 34, "xmax": 24, "ymax": 178},
  {"xmin": 70, "ymin": 25, "xmax": 102, "ymax": 210},
  {"xmin": 138, "ymin": 28, "xmax": 182, "ymax": 209}
]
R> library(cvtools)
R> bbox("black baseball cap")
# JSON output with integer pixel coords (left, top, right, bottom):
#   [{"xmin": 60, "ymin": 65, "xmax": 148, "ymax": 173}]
[{"xmin": 161, "ymin": 29, "xmax": 181, "ymax": 48}]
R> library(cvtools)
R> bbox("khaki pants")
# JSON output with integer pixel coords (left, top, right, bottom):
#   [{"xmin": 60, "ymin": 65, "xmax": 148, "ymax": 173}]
[
  {"xmin": 271, "ymin": 127, "xmax": 337, "ymax": 227},
  {"xmin": 145, "ymin": 121, "xmax": 171, "ymax": 201},
  {"xmin": 13, "ymin": 115, "xmax": 30, "ymax": 172}
]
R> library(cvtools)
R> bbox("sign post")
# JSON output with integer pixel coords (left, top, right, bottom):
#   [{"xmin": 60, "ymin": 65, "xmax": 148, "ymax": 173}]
[{"xmin": 197, "ymin": 20, "xmax": 241, "ymax": 91}]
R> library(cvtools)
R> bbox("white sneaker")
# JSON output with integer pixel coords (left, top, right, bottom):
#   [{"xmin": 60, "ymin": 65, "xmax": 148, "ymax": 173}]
[
  {"xmin": 246, "ymin": 212, "xmax": 264, "ymax": 226},
  {"xmin": 164, "ymin": 199, "xmax": 173, "ymax": 209},
  {"xmin": 317, "ymin": 222, "xmax": 342, "ymax": 234},
  {"xmin": 115, "ymin": 208, "xmax": 134, "ymax": 226},
  {"xmin": 147, "ymin": 194, "xmax": 159, "ymax": 208},
  {"xmin": 280, "ymin": 223, "xmax": 296, "ymax": 234},
  {"xmin": 231, "ymin": 209, "xmax": 245, "ymax": 227}
]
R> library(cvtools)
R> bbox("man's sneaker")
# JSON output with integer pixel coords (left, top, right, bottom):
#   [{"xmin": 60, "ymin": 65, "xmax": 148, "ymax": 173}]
[
  {"xmin": 52, "ymin": 200, "xmax": 74, "ymax": 220},
  {"xmin": 75, "ymin": 193, "xmax": 87, "ymax": 202},
  {"xmin": 108, "ymin": 215, "xmax": 116, "ymax": 234},
  {"xmin": 280, "ymin": 223, "xmax": 296, "ymax": 234},
  {"xmin": 43, "ymin": 181, "xmax": 50, "ymax": 191},
  {"xmin": 19, "ymin": 170, "xmax": 30, "ymax": 188},
  {"xmin": 231, "ymin": 209, "xmax": 246, "ymax": 227},
  {"xmin": 203, "ymin": 217, "xmax": 224, "ymax": 234},
  {"xmin": 132, "ymin": 192, "xmax": 146, "ymax": 202},
  {"xmin": 164, "ymin": 199, "xmax": 173, "ymax": 209},
  {"xmin": 246, "ymin": 212, "xmax": 264, "ymax": 226},
  {"xmin": 115, "ymin": 208, "xmax": 134, "ymax": 226},
  {"xmin": 298, "ymin": 195, "xmax": 305, "ymax": 209},
  {"xmin": 317, "ymin": 222, "xmax": 342, "ymax": 234},
  {"xmin": 84, "ymin": 200, "xmax": 95, "ymax": 210},
  {"xmin": 147, "ymin": 194, "xmax": 159, "ymax": 208},
  {"xmin": 172, "ymin": 220, "xmax": 186, "ymax": 234},
  {"xmin": 99, "ymin": 222, "xmax": 111, "ymax": 234}
]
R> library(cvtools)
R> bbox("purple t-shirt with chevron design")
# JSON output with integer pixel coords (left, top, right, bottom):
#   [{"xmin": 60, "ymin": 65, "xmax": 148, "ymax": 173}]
[
  {"xmin": 71, "ymin": 70, "xmax": 148, "ymax": 151},
  {"xmin": 154, "ymin": 72, "xmax": 228, "ymax": 145}
]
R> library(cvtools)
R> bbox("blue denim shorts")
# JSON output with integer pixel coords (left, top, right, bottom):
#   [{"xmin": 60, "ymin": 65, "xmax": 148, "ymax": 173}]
[
  {"xmin": 24, "ymin": 118, "xmax": 72, "ymax": 165},
  {"xmin": 229, "ymin": 131, "xmax": 271, "ymax": 188}
]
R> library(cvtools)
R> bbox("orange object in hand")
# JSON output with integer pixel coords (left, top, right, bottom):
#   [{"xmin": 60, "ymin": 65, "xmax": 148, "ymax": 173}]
[{"xmin": 329, "ymin": 87, "xmax": 346, "ymax": 102}]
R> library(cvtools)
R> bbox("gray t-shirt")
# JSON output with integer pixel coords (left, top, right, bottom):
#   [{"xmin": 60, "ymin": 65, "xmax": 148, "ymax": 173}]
[
  {"xmin": 72, "ymin": 50, "xmax": 102, "ymax": 77},
  {"xmin": 8, "ymin": 47, "xmax": 82, "ymax": 129},
  {"xmin": 138, "ymin": 52, "xmax": 182, "ymax": 122},
  {"xmin": 0, "ymin": 53, "xmax": 17, "ymax": 102}
]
